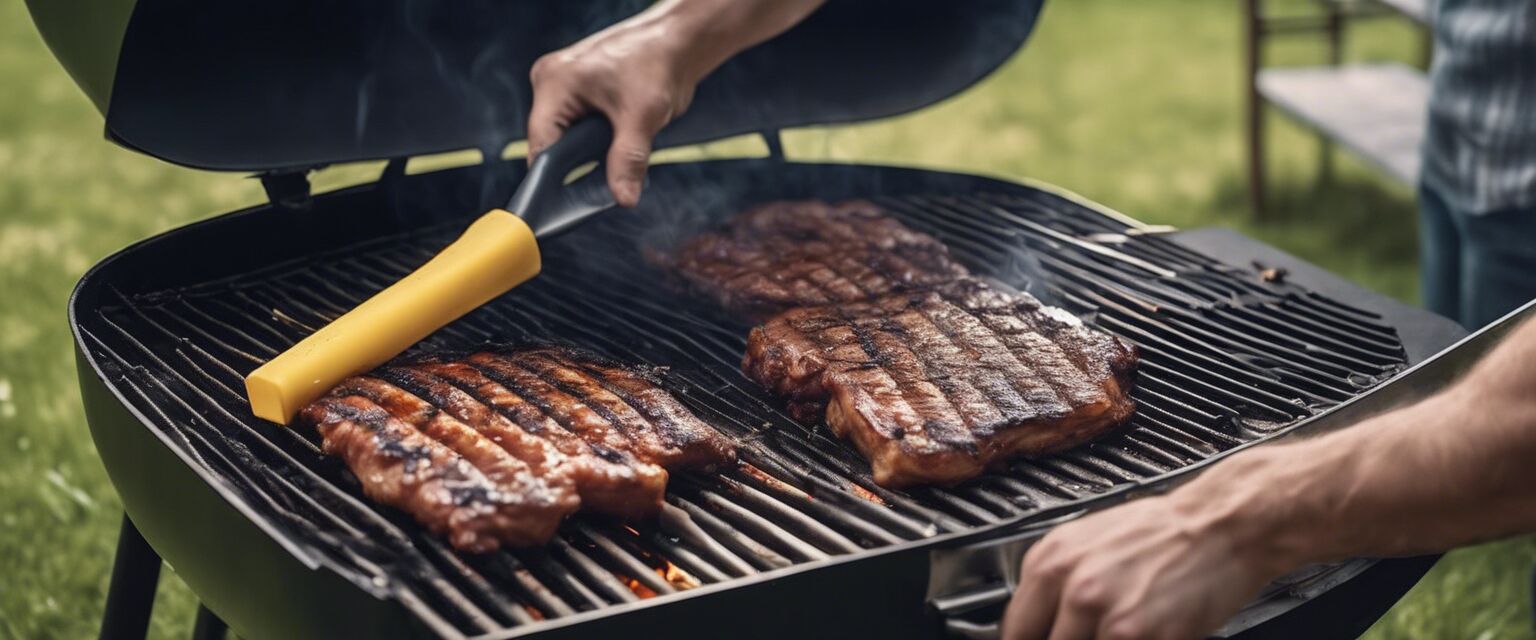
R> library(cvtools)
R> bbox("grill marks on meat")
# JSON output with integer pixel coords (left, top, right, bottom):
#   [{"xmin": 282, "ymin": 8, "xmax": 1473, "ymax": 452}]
[
  {"xmin": 657, "ymin": 199, "xmax": 970, "ymax": 321},
  {"xmin": 297, "ymin": 347, "xmax": 735, "ymax": 551},
  {"xmin": 473, "ymin": 351, "xmax": 733, "ymax": 470},
  {"xmin": 406, "ymin": 361, "xmax": 668, "ymax": 521},
  {"xmin": 301, "ymin": 394, "xmax": 546, "ymax": 552},
  {"xmin": 563, "ymin": 354, "xmax": 739, "ymax": 469},
  {"xmin": 743, "ymin": 281, "xmax": 1137, "ymax": 488}
]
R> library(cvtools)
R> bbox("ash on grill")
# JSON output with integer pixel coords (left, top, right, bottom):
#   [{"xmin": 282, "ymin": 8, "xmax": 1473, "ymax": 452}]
[{"xmin": 79, "ymin": 189, "xmax": 1407, "ymax": 636}]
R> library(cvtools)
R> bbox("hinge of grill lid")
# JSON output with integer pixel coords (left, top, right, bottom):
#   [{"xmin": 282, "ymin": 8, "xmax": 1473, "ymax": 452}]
[
  {"xmin": 760, "ymin": 129, "xmax": 786, "ymax": 161},
  {"xmin": 258, "ymin": 168, "xmax": 317, "ymax": 211}
]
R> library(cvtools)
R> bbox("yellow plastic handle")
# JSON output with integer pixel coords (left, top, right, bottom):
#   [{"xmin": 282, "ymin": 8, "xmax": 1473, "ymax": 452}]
[{"xmin": 245, "ymin": 209, "xmax": 541, "ymax": 424}]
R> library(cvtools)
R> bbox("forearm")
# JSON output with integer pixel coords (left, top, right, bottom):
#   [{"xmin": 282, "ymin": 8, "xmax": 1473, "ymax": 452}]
[
  {"xmin": 1177, "ymin": 316, "xmax": 1536, "ymax": 572},
  {"xmin": 613, "ymin": 0, "xmax": 827, "ymax": 85}
]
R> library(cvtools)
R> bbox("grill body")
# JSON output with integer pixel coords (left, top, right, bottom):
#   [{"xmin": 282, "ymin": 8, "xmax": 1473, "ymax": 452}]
[{"xmin": 71, "ymin": 156, "xmax": 1464, "ymax": 639}]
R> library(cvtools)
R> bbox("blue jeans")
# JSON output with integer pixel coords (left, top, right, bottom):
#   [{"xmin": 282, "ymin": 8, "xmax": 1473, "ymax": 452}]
[{"xmin": 1418, "ymin": 184, "xmax": 1536, "ymax": 329}]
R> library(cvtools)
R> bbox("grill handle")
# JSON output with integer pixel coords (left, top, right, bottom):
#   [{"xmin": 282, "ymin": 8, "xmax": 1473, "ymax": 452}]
[
  {"xmin": 930, "ymin": 523, "xmax": 1387, "ymax": 640},
  {"xmin": 926, "ymin": 513, "xmax": 1357, "ymax": 640},
  {"xmin": 926, "ymin": 511, "xmax": 1082, "ymax": 640}
]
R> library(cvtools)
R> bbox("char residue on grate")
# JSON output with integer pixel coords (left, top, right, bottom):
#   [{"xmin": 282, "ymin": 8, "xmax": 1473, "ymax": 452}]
[{"xmin": 77, "ymin": 189, "xmax": 1407, "ymax": 638}]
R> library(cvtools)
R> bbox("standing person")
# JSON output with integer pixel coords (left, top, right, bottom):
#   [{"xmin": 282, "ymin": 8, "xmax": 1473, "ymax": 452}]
[
  {"xmin": 1418, "ymin": 0, "xmax": 1536, "ymax": 329},
  {"xmin": 528, "ymin": 2, "xmax": 1536, "ymax": 638}
]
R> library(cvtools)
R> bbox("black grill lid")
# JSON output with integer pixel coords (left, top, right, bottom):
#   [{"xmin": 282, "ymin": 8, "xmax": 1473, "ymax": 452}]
[{"xmin": 100, "ymin": 0, "xmax": 1042, "ymax": 171}]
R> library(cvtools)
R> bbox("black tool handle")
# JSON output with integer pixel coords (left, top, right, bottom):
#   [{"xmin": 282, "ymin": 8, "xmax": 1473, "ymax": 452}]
[{"xmin": 507, "ymin": 116, "xmax": 616, "ymax": 234}]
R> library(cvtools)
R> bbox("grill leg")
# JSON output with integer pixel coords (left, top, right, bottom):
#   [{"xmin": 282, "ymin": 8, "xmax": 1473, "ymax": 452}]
[
  {"xmin": 100, "ymin": 515, "xmax": 162, "ymax": 640},
  {"xmin": 192, "ymin": 605, "xmax": 228, "ymax": 640}
]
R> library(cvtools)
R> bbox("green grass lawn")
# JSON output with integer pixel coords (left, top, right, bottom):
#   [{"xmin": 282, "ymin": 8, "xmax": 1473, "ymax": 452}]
[{"xmin": 1, "ymin": 0, "xmax": 1532, "ymax": 637}]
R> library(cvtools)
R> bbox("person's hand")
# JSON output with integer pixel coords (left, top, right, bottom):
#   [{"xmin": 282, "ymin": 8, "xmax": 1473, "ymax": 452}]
[
  {"xmin": 526, "ymin": 0, "xmax": 827, "ymax": 208},
  {"xmin": 527, "ymin": 20, "xmax": 701, "ymax": 208},
  {"xmin": 1000, "ymin": 485, "xmax": 1289, "ymax": 639}
]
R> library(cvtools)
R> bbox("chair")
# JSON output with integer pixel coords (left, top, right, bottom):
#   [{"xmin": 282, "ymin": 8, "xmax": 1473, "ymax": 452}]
[{"xmin": 1245, "ymin": 0, "xmax": 1432, "ymax": 217}]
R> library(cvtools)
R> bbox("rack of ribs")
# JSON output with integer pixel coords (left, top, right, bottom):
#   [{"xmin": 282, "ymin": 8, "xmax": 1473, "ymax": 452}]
[
  {"xmin": 742, "ymin": 280, "xmax": 1137, "ymax": 488},
  {"xmin": 655, "ymin": 199, "xmax": 970, "ymax": 321},
  {"xmin": 297, "ymin": 346, "xmax": 736, "ymax": 552}
]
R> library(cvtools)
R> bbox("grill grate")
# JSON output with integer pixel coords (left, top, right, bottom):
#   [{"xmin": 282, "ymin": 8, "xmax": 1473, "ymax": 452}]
[{"xmin": 78, "ymin": 188, "xmax": 1407, "ymax": 637}]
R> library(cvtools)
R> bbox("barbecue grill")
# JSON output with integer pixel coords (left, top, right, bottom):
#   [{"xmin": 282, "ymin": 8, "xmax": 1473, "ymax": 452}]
[{"xmin": 31, "ymin": 1, "xmax": 1479, "ymax": 638}]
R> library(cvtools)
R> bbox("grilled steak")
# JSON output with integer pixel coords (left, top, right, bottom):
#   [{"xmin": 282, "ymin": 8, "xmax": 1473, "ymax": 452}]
[
  {"xmin": 742, "ymin": 281, "xmax": 1137, "ymax": 487},
  {"xmin": 657, "ymin": 199, "xmax": 970, "ymax": 321},
  {"xmin": 398, "ymin": 361, "xmax": 668, "ymax": 521},
  {"xmin": 298, "ymin": 347, "xmax": 736, "ymax": 551},
  {"xmin": 302, "ymin": 394, "xmax": 565, "ymax": 552}
]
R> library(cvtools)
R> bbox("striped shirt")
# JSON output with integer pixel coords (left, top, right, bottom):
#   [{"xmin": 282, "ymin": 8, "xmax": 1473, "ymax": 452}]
[{"xmin": 1422, "ymin": 0, "xmax": 1536, "ymax": 214}]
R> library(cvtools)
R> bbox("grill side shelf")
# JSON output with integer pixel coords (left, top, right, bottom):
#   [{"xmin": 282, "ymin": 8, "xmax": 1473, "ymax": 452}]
[{"xmin": 1169, "ymin": 226, "xmax": 1465, "ymax": 365}]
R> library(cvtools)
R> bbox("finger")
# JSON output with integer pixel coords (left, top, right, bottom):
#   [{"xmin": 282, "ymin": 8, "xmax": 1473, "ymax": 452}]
[
  {"xmin": 604, "ymin": 111, "xmax": 663, "ymax": 208},
  {"xmin": 1044, "ymin": 599, "xmax": 1097, "ymax": 640},
  {"xmin": 526, "ymin": 83, "xmax": 583, "ymax": 164},
  {"xmin": 1001, "ymin": 562, "xmax": 1063, "ymax": 640}
]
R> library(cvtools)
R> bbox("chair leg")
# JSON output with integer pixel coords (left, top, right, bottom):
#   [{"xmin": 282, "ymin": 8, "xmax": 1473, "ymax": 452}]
[
  {"xmin": 1319, "ymin": 0, "xmax": 1343, "ymax": 187},
  {"xmin": 192, "ymin": 605, "xmax": 228, "ymax": 640},
  {"xmin": 1249, "ymin": 104, "xmax": 1267, "ymax": 218},
  {"xmin": 1245, "ymin": 0, "xmax": 1267, "ymax": 218},
  {"xmin": 1317, "ymin": 131, "xmax": 1335, "ymax": 188},
  {"xmin": 100, "ymin": 515, "xmax": 162, "ymax": 640}
]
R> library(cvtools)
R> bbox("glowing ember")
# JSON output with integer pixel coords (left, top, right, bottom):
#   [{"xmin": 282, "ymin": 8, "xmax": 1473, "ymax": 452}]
[
  {"xmin": 522, "ymin": 605, "xmax": 545, "ymax": 621},
  {"xmin": 848, "ymin": 482, "xmax": 886, "ymax": 505},
  {"xmin": 657, "ymin": 561, "xmax": 701, "ymax": 590},
  {"xmin": 617, "ymin": 574, "xmax": 659, "ymax": 599}
]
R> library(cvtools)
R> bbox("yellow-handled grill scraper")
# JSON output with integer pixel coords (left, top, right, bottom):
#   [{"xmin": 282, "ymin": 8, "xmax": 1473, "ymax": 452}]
[{"xmin": 245, "ymin": 118, "xmax": 620, "ymax": 424}]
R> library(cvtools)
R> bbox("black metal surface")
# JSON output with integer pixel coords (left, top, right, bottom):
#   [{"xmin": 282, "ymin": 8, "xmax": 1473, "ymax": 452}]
[
  {"xmin": 71, "ymin": 159, "xmax": 1446, "ymax": 639},
  {"xmin": 1225, "ymin": 556, "xmax": 1439, "ymax": 639},
  {"xmin": 105, "ymin": 0, "xmax": 1039, "ymax": 171},
  {"xmin": 1173, "ymin": 227, "xmax": 1465, "ymax": 364}
]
